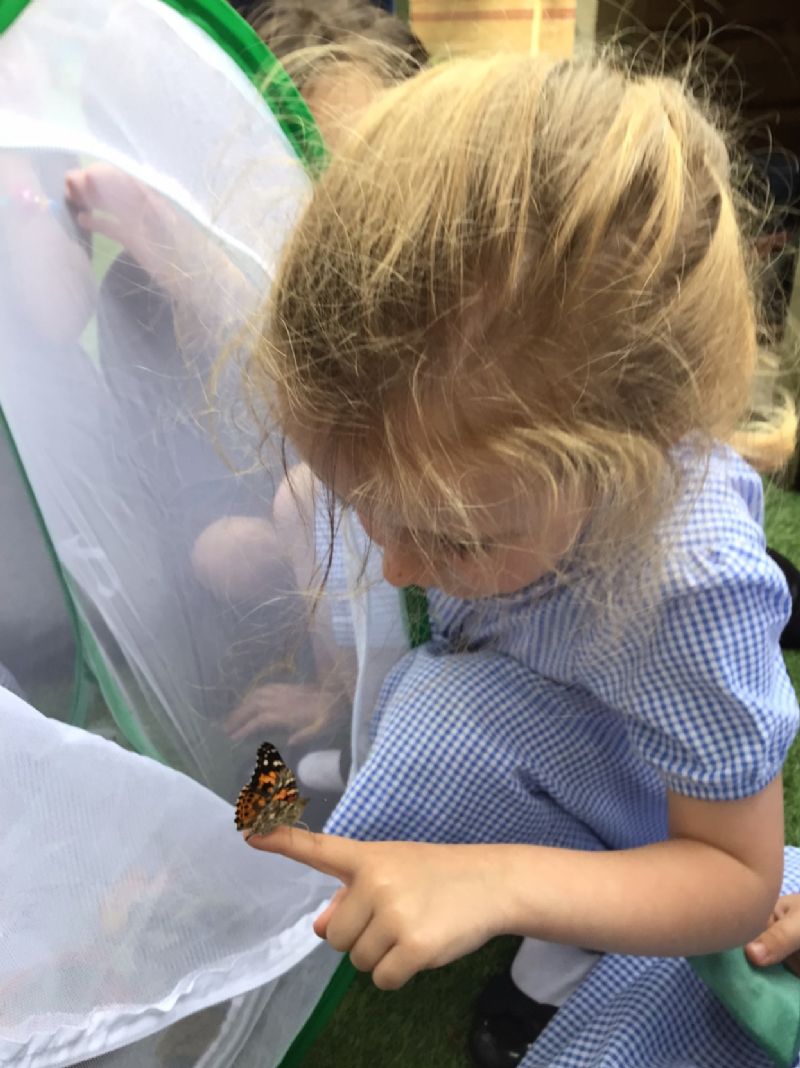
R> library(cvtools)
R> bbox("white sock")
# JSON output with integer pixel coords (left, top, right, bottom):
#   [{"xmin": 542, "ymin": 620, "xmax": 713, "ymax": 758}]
[{"xmin": 510, "ymin": 937, "xmax": 600, "ymax": 1007}]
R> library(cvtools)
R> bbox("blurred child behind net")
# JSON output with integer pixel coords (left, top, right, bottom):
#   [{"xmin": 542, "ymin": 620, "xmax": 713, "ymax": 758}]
[
  {"xmin": 240, "ymin": 0, "xmax": 426, "ymax": 148},
  {"xmin": 206, "ymin": 1, "xmax": 427, "ymax": 775},
  {"xmin": 241, "ymin": 51, "xmax": 800, "ymax": 1068},
  {"xmin": 194, "ymin": 1, "xmax": 428, "ymax": 768},
  {"xmin": 64, "ymin": 0, "xmax": 427, "ymax": 780}
]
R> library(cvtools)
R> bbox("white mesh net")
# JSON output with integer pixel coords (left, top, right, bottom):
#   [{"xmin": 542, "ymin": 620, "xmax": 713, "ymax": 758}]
[
  {"xmin": 1, "ymin": 685, "xmax": 341, "ymax": 1067},
  {"xmin": 0, "ymin": 1, "xmax": 409, "ymax": 1064}
]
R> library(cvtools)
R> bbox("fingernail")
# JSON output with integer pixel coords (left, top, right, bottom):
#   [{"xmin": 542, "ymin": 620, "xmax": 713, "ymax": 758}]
[{"xmin": 748, "ymin": 941, "xmax": 768, "ymax": 964}]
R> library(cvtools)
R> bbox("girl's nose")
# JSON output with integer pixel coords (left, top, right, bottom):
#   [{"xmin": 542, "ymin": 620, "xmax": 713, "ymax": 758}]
[
  {"xmin": 381, "ymin": 544, "xmax": 428, "ymax": 589},
  {"xmin": 357, "ymin": 510, "xmax": 430, "ymax": 589}
]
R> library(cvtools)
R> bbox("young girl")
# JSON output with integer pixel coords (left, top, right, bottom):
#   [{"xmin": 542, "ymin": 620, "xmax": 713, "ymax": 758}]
[{"xmin": 242, "ymin": 53, "xmax": 800, "ymax": 1065}]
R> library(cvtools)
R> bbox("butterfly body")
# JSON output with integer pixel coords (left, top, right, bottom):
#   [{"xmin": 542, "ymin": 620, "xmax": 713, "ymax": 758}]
[{"xmin": 235, "ymin": 742, "xmax": 308, "ymax": 839}]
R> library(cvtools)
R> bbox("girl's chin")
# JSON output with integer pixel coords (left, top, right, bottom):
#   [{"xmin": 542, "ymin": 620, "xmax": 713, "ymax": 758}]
[
  {"xmin": 430, "ymin": 578, "xmax": 517, "ymax": 600},
  {"xmin": 430, "ymin": 567, "xmax": 547, "ymax": 600}
]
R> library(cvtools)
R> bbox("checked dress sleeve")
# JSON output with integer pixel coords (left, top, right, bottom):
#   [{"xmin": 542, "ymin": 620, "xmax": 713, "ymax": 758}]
[{"xmin": 581, "ymin": 535, "xmax": 799, "ymax": 801}]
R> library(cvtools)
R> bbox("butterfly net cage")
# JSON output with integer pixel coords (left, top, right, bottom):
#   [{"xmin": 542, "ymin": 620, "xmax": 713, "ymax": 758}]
[{"xmin": 0, "ymin": 0, "xmax": 410, "ymax": 1064}]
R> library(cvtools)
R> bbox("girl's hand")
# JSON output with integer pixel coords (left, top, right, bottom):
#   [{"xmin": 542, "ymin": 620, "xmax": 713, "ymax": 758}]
[
  {"xmin": 247, "ymin": 828, "xmax": 509, "ymax": 989},
  {"xmin": 746, "ymin": 894, "xmax": 800, "ymax": 977}
]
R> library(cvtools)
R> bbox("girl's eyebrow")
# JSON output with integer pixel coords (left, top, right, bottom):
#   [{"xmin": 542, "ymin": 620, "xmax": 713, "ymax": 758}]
[
  {"xmin": 326, "ymin": 489, "xmax": 525, "ymax": 541},
  {"xmin": 412, "ymin": 526, "xmax": 526, "ymax": 544}
]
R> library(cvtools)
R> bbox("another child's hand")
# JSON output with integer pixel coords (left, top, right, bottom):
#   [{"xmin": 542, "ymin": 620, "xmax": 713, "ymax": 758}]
[
  {"xmin": 745, "ymin": 894, "xmax": 800, "ymax": 977},
  {"xmin": 225, "ymin": 683, "xmax": 346, "ymax": 745},
  {"xmin": 65, "ymin": 164, "xmax": 252, "ymax": 328},
  {"xmin": 65, "ymin": 164, "xmax": 177, "ymax": 287},
  {"xmin": 247, "ymin": 828, "xmax": 508, "ymax": 989}
]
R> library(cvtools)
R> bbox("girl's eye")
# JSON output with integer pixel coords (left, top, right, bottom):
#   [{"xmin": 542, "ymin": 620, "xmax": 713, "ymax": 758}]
[{"xmin": 434, "ymin": 534, "xmax": 493, "ymax": 560}]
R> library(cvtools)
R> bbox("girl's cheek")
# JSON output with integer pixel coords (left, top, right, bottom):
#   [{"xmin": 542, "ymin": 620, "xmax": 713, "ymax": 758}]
[
  {"xmin": 431, "ymin": 554, "xmax": 502, "ymax": 598},
  {"xmin": 461, "ymin": 549, "xmax": 552, "ymax": 597}
]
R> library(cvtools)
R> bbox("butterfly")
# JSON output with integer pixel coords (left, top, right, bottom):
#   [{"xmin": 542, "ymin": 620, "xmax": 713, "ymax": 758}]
[{"xmin": 235, "ymin": 742, "xmax": 308, "ymax": 839}]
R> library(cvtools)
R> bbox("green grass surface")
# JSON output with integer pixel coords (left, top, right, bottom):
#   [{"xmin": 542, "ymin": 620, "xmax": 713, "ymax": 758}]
[
  {"xmin": 301, "ymin": 484, "xmax": 800, "ymax": 1068},
  {"xmin": 766, "ymin": 482, "xmax": 800, "ymax": 844}
]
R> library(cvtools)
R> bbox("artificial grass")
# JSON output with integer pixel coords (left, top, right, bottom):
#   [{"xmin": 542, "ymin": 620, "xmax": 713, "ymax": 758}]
[
  {"xmin": 301, "ymin": 483, "xmax": 800, "ymax": 1068},
  {"xmin": 301, "ymin": 936, "xmax": 518, "ymax": 1068},
  {"xmin": 765, "ymin": 481, "xmax": 800, "ymax": 844}
]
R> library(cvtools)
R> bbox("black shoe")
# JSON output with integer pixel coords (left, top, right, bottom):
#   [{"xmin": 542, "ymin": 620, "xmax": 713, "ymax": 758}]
[
  {"xmin": 767, "ymin": 548, "xmax": 800, "ymax": 650},
  {"xmin": 468, "ymin": 970, "xmax": 558, "ymax": 1068}
]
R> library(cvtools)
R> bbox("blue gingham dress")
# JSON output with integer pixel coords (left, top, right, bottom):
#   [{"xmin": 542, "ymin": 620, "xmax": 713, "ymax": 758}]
[{"xmin": 325, "ymin": 445, "xmax": 800, "ymax": 1066}]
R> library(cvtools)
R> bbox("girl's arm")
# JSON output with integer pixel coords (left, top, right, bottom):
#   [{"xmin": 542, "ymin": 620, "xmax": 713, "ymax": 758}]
[
  {"xmin": 502, "ymin": 776, "xmax": 783, "ymax": 955},
  {"xmin": 246, "ymin": 774, "xmax": 783, "ymax": 990}
]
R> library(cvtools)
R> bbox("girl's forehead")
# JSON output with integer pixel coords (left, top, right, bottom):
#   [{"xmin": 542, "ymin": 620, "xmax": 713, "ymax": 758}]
[
  {"xmin": 287, "ymin": 421, "xmax": 553, "ymax": 535},
  {"xmin": 326, "ymin": 456, "xmax": 538, "ymax": 536}
]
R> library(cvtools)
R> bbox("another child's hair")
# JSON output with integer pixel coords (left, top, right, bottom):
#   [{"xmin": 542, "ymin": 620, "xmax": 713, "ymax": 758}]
[
  {"xmin": 242, "ymin": 0, "xmax": 428, "ymax": 87},
  {"xmin": 250, "ymin": 53, "xmax": 796, "ymax": 581}
]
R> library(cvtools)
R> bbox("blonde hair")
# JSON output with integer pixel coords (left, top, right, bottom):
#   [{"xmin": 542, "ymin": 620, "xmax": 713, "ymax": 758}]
[{"xmin": 249, "ymin": 53, "xmax": 796, "ymax": 586}]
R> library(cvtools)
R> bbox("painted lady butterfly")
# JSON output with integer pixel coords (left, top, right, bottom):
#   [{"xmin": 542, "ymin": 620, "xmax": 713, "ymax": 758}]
[{"xmin": 235, "ymin": 742, "xmax": 308, "ymax": 839}]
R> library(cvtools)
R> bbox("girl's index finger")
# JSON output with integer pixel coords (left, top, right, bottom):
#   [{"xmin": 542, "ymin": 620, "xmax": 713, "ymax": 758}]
[{"xmin": 246, "ymin": 825, "xmax": 357, "ymax": 882}]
